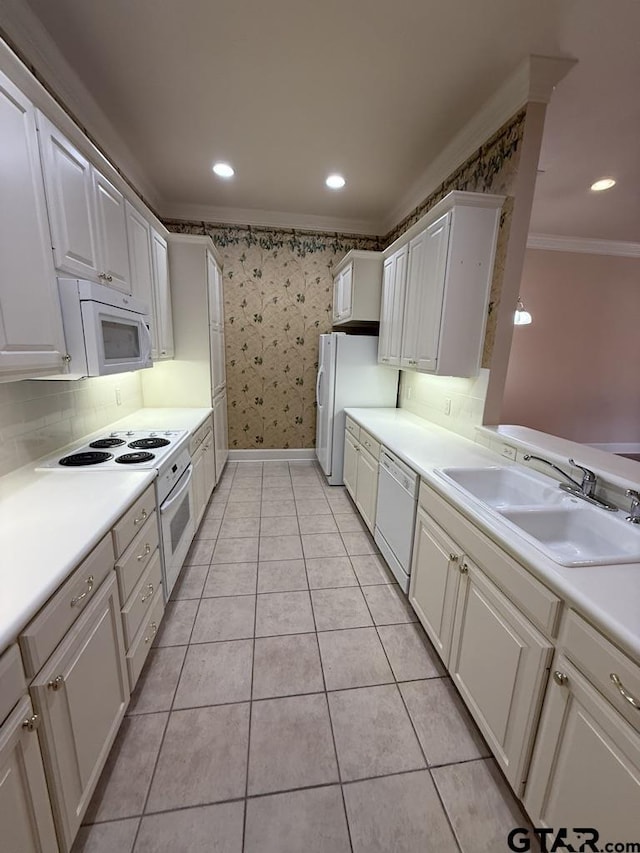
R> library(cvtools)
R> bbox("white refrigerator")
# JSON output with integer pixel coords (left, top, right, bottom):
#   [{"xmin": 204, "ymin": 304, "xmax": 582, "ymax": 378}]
[{"xmin": 315, "ymin": 334, "xmax": 399, "ymax": 485}]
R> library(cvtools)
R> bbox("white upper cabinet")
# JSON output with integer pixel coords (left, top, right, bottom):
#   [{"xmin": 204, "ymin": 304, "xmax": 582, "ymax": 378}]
[
  {"xmin": 37, "ymin": 112, "xmax": 100, "ymax": 280},
  {"xmin": 207, "ymin": 249, "xmax": 224, "ymax": 330},
  {"xmin": 332, "ymin": 252, "xmax": 382, "ymax": 325},
  {"xmin": 92, "ymin": 170, "xmax": 131, "ymax": 292},
  {"xmin": 0, "ymin": 71, "xmax": 66, "ymax": 380},
  {"xmin": 151, "ymin": 230, "xmax": 174, "ymax": 359},
  {"xmin": 381, "ymin": 191, "xmax": 503, "ymax": 377},
  {"xmin": 125, "ymin": 202, "xmax": 154, "ymax": 311},
  {"xmin": 38, "ymin": 112, "xmax": 133, "ymax": 294},
  {"xmin": 378, "ymin": 244, "xmax": 408, "ymax": 366}
]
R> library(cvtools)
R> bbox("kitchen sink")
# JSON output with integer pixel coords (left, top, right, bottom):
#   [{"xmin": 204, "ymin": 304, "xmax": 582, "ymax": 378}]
[
  {"xmin": 434, "ymin": 465, "xmax": 640, "ymax": 566},
  {"xmin": 434, "ymin": 466, "xmax": 567, "ymax": 510},
  {"xmin": 499, "ymin": 506, "xmax": 640, "ymax": 567}
]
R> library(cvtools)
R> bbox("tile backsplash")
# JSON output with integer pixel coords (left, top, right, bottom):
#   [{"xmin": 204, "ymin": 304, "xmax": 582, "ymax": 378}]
[
  {"xmin": 399, "ymin": 369, "xmax": 489, "ymax": 440},
  {"xmin": 0, "ymin": 373, "xmax": 142, "ymax": 476}
]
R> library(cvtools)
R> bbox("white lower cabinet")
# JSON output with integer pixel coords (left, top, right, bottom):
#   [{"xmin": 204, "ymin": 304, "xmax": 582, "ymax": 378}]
[
  {"xmin": 0, "ymin": 695, "xmax": 58, "ymax": 853},
  {"xmin": 192, "ymin": 440, "xmax": 207, "ymax": 526},
  {"xmin": 449, "ymin": 558, "xmax": 552, "ymax": 793},
  {"xmin": 525, "ymin": 655, "xmax": 640, "ymax": 844},
  {"xmin": 409, "ymin": 509, "xmax": 462, "ymax": 665},
  {"xmin": 29, "ymin": 573, "xmax": 129, "ymax": 852},
  {"xmin": 343, "ymin": 431, "xmax": 359, "ymax": 500},
  {"xmin": 213, "ymin": 391, "xmax": 228, "ymax": 483},
  {"xmin": 355, "ymin": 445, "xmax": 379, "ymax": 533}
]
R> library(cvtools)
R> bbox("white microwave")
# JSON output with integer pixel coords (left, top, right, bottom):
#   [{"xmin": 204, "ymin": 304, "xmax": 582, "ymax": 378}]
[{"xmin": 52, "ymin": 279, "xmax": 154, "ymax": 379}]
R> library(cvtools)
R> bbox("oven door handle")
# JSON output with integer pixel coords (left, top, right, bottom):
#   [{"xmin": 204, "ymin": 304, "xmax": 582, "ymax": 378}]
[{"xmin": 160, "ymin": 466, "xmax": 193, "ymax": 514}]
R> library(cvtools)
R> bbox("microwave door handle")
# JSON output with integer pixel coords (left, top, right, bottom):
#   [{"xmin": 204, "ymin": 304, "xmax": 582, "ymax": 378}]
[
  {"xmin": 161, "ymin": 466, "xmax": 193, "ymax": 513},
  {"xmin": 141, "ymin": 321, "xmax": 153, "ymax": 363}
]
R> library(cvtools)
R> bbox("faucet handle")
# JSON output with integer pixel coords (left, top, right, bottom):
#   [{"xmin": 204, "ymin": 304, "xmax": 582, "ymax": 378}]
[
  {"xmin": 568, "ymin": 458, "xmax": 596, "ymax": 482},
  {"xmin": 626, "ymin": 490, "xmax": 640, "ymax": 523}
]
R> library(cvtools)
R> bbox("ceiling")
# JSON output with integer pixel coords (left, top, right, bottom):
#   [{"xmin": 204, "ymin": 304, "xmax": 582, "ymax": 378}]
[{"xmin": 14, "ymin": 0, "xmax": 640, "ymax": 240}]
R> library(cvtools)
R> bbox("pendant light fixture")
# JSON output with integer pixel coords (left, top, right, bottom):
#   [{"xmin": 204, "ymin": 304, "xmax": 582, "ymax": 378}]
[{"xmin": 514, "ymin": 297, "xmax": 532, "ymax": 325}]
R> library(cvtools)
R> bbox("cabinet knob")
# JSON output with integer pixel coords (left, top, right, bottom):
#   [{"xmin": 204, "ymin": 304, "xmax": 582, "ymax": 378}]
[
  {"xmin": 47, "ymin": 674, "xmax": 65, "ymax": 691},
  {"xmin": 553, "ymin": 670, "xmax": 569, "ymax": 687},
  {"xmin": 22, "ymin": 714, "xmax": 40, "ymax": 732},
  {"xmin": 459, "ymin": 562, "xmax": 469, "ymax": 574},
  {"xmin": 448, "ymin": 553, "xmax": 459, "ymax": 563}
]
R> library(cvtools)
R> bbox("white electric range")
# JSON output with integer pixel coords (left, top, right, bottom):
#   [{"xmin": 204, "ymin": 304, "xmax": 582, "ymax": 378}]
[{"xmin": 38, "ymin": 429, "xmax": 194, "ymax": 599}]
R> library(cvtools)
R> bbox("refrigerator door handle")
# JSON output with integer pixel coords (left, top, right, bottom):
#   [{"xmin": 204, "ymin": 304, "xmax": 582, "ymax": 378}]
[{"xmin": 316, "ymin": 366, "xmax": 324, "ymax": 407}]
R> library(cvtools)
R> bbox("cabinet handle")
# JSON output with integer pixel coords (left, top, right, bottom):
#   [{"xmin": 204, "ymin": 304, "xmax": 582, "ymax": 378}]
[
  {"xmin": 141, "ymin": 583, "xmax": 154, "ymax": 603},
  {"xmin": 459, "ymin": 562, "xmax": 469, "ymax": 574},
  {"xmin": 448, "ymin": 553, "xmax": 459, "ymax": 563},
  {"xmin": 137, "ymin": 544, "xmax": 152, "ymax": 562},
  {"xmin": 47, "ymin": 675, "xmax": 65, "ymax": 691},
  {"xmin": 70, "ymin": 575, "xmax": 94, "ymax": 607},
  {"xmin": 144, "ymin": 622, "xmax": 158, "ymax": 644},
  {"xmin": 22, "ymin": 714, "xmax": 40, "ymax": 732},
  {"xmin": 553, "ymin": 670, "xmax": 569, "ymax": 686},
  {"xmin": 610, "ymin": 673, "xmax": 640, "ymax": 709},
  {"xmin": 134, "ymin": 509, "xmax": 148, "ymax": 526}
]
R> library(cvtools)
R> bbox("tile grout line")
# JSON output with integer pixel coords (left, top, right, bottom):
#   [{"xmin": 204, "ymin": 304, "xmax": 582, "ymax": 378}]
[{"xmin": 241, "ymin": 555, "xmax": 259, "ymax": 853}]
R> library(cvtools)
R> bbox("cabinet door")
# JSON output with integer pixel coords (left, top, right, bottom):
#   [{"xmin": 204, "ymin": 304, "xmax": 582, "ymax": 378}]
[
  {"xmin": 125, "ymin": 202, "xmax": 157, "ymax": 354},
  {"xmin": 415, "ymin": 213, "xmax": 450, "ymax": 371},
  {"xmin": 388, "ymin": 245, "xmax": 408, "ymax": 366},
  {"xmin": 37, "ymin": 112, "xmax": 100, "ymax": 279},
  {"xmin": 191, "ymin": 443, "xmax": 206, "ymax": 526},
  {"xmin": 30, "ymin": 573, "xmax": 129, "ymax": 851},
  {"xmin": 524, "ymin": 655, "xmax": 640, "ymax": 843},
  {"xmin": 400, "ymin": 232, "xmax": 425, "ymax": 369},
  {"xmin": 93, "ymin": 170, "xmax": 131, "ymax": 293},
  {"xmin": 355, "ymin": 446, "xmax": 378, "ymax": 533},
  {"xmin": 213, "ymin": 391, "xmax": 228, "ymax": 483},
  {"xmin": 203, "ymin": 433, "xmax": 216, "ymax": 502},
  {"xmin": 151, "ymin": 230, "xmax": 174, "ymax": 359},
  {"xmin": 332, "ymin": 272, "xmax": 342, "ymax": 323},
  {"xmin": 409, "ymin": 509, "xmax": 462, "ymax": 666},
  {"xmin": 378, "ymin": 257, "xmax": 394, "ymax": 363},
  {"xmin": 0, "ymin": 73, "xmax": 66, "ymax": 379},
  {"xmin": 340, "ymin": 265, "xmax": 353, "ymax": 320},
  {"xmin": 0, "ymin": 695, "xmax": 58, "ymax": 853},
  {"xmin": 343, "ymin": 432, "xmax": 359, "ymax": 500},
  {"xmin": 449, "ymin": 558, "xmax": 553, "ymax": 793},
  {"xmin": 210, "ymin": 327, "xmax": 226, "ymax": 397},
  {"xmin": 207, "ymin": 250, "xmax": 224, "ymax": 329}
]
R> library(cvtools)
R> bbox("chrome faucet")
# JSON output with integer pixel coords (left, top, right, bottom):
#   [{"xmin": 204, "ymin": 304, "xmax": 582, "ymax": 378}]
[
  {"xmin": 626, "ymin": 490, "xmax": 640, "ymax": 523},
  {"xmin": 522, "ymin": 454, "xmax": 619, "ymax": 512}
]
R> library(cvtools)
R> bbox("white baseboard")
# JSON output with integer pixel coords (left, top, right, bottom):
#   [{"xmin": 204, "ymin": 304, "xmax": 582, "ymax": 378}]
[
  {"xmin": 588, "ymin": 442, "xmax": 640, "ymax": 454},
  {"xmin": 228, "ymin": 448, "xmax": 317, "ymax": 461}
]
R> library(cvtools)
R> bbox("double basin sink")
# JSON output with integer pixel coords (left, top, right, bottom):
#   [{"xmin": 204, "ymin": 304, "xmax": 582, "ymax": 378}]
[{"xmin": 434, "ymin": 466, "xmax": 640, "ymax": 567}]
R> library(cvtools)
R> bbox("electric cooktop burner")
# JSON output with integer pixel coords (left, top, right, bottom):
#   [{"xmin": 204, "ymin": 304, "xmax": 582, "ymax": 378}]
[
  {"xmin": 128, "ymin": 437, "xmax": 170, "ymax": 450},
  {"xmin": 115, "ymin": 451, "xmax": 156, "ymax": 464},
  {"xmin": 89, "ymin": 438, "xmax": 126, "ymax": 449},
  {"xmin": 59, "ymin": 451, "xmax": 113, "ymax": 467}
]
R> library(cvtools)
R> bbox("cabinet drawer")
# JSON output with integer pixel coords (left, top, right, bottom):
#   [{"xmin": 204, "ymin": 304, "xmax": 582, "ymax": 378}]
[
  {"xmin": 20, "ymin": 534, "xmax": 114, "ymax": 678},
  {"xmin": 121, "ymin": 549, "xmax": 162, "ymax": 649},
  {"xmin": 115, "ymin": 510, "xmax": 159, "ymax": 604},
  {"xmin": 112, "ymin": 484, "xmax": 156, "ymax": 557},
  {"xmin": 561, "ymin": 610, "xmax": 640, "ymax": 732},
  {"xmin": 126, "ymin": 585, "xmax": 164, "ymax": 691},
  {"xmin": 0, "ymin": 644, "xmax": 26, "ymax": 725},
  {"xmin": 359, "ymin": 428, "xmax": 380, "ymax": 460},
  {"xmin": 189, "ymin": 419, "xmax": 212, "ymax": 455},
  {"xmin": 419, "ymin": 481, "xmax": 561, "ymax": 638},
  {"xmin": 345, "ymin": 417, "xmax": 360, "ymax": 441}
]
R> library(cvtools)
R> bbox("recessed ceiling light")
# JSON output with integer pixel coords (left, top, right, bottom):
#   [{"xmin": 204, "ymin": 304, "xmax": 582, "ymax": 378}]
[
  {"xmin": 326, "ymin": 174, "xmax": 346, "ymax": 190},
  {"xmin": 213, "ymin": 162, "xmax": 234, "ymax": 178},
  {"xmin": 590, "ymin": 178, "xmax": 615, "ymax": 192}
]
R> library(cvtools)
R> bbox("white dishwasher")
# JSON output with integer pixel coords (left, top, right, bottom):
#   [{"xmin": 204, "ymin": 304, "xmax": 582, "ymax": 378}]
[{"xmin": 374, "ymin": 448, "xmax": 419, "ymax": 592}]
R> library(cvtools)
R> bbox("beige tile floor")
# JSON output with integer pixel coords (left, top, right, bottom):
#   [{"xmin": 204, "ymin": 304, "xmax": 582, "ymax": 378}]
[{"xmin": 74, "ymin": 460, "xmax": 534, "ymax": 853}]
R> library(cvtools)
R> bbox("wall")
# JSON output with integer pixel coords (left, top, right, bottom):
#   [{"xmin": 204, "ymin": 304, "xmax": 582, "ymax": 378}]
[
  {"xmin": 501, "ymin": 248, "xmax": 640, "ymax": 446},
  {"xmin": 164, "ymin": 222, "xmax": 380, "ymax": 449},
  {"xmin": 400, "ymin": 370, "xmax": 490, "ymax": 440},
  {"xmin": 0, "ymin": 373, "xmax": 142, "ymax": 476}
]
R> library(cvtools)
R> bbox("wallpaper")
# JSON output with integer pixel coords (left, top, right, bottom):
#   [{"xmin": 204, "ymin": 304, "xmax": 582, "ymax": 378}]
[{"xmin": 164, "ymin": 109, "xmax": 526, "ymax": 450}]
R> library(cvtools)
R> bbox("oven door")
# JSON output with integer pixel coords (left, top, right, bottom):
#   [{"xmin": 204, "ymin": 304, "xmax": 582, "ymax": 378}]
[
  {"xmin": 81, "ymin": 300, "xmax": 153, "ymax": 376},
  {"xmin": 160, "ymin": 465, "xmax": 195, "ymax": 600}
]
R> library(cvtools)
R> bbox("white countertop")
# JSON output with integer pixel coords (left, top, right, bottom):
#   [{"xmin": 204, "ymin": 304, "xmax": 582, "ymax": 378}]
[
  {"xmin": 345, "ymin": 408, "xmax": 640, "ymax": 660},
  {"xmin": 0, "ymin": 406, "xmax": 212, "ymax": 655}
]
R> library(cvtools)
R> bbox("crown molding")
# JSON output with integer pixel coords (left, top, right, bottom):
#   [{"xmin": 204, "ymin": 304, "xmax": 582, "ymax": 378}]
[
  {"xmin": 381, "ymin": 54, "xmax": 577, "ymax": 235},
  {"xmin": 527, "ymin": 233, "xmax": 640, "ymax": 258},
  {"xmin": 160, "ymin": 202, "xmax": 381, "ymax": 236},
  {"xmin": 0, "ymin": 0, "xmax": 161, "ymax": 209}
]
